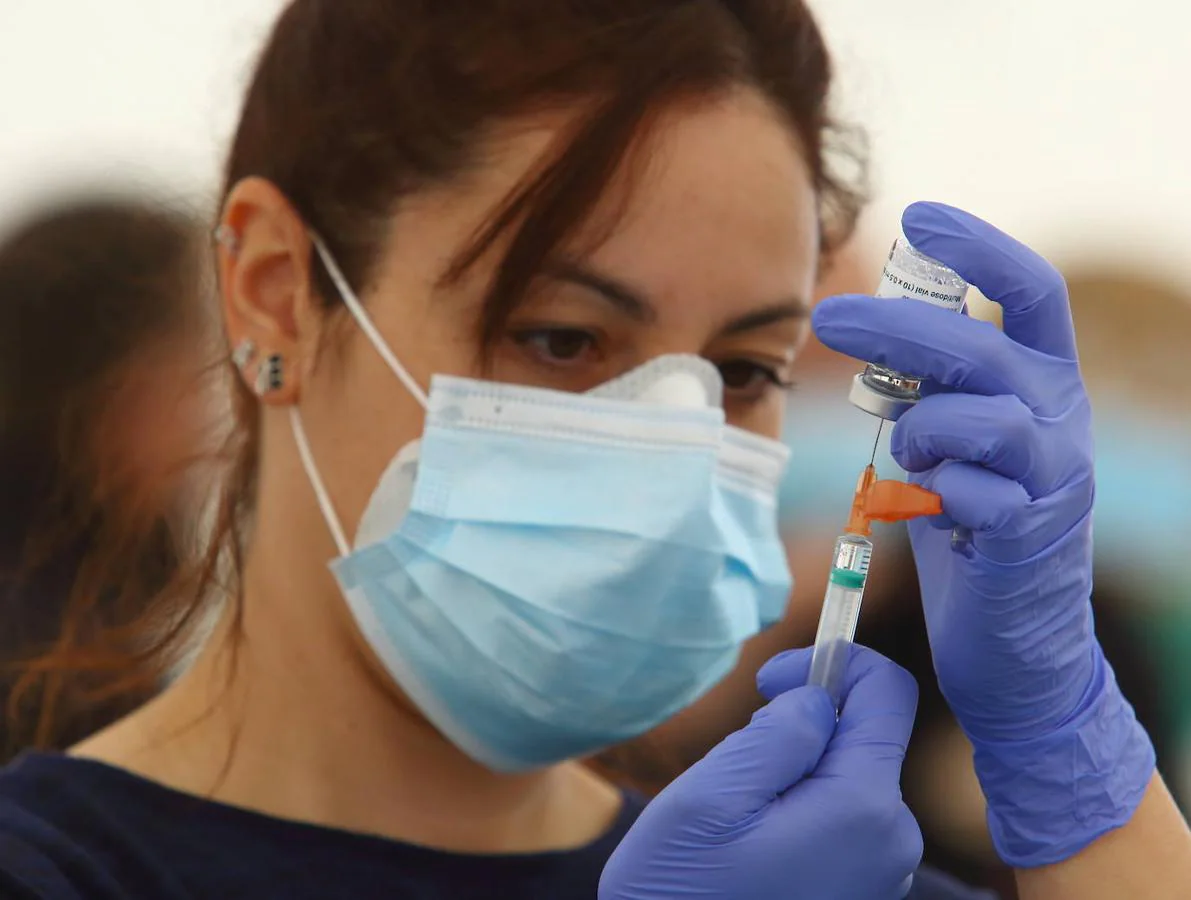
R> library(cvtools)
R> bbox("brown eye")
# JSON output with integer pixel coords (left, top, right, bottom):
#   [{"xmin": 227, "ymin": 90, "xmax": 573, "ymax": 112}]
[
  {"xmin": 716, "ymin": 359, "xmax": 793, "ymax": 401},
  {"xmin": 719, "ymin": 360, "xmax": 775, "ymax": 390},
  {"xmin": 513, "ymin": 328, "xmax": 598, "ymax": 366}
]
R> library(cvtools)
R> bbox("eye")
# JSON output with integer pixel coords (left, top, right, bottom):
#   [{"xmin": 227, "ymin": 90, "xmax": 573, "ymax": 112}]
[
  {"xmin": 717, "ymin": 359, "xmax": 794, "ymax": 399},
  {"xmin": 512, "ymin": 327, "xmax": 600, "ymax": 367}
]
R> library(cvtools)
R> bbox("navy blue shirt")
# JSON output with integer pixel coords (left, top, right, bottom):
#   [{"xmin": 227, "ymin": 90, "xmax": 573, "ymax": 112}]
[{"xmin": 0, "ymin": 754, "xmax": 995, "ymax": 899}]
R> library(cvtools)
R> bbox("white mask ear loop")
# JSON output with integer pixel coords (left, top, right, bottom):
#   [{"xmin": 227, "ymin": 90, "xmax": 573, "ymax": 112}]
[
  {"xmin": 289, "ymin": 407, "xmax": 351, "ymax": 557},
  {"xmin": 293, "ymin": 232, "xmax": 431, "ymax": 557},
  {"xmin": 307, "ymin": 231, "xmax": 429, "ymax": 409}
]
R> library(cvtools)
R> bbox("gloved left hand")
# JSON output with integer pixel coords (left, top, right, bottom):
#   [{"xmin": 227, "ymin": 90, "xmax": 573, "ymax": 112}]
[
  {"xmin": 812, "ymin": 202, "xmax": 1155, "ymax": 868},
  {"xmin": 599, "ymin": 646, "xmax": 923, "ymax": 900}
]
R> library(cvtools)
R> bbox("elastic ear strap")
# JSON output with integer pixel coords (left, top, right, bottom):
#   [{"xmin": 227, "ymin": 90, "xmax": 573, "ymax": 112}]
[
  {"xmin": 307, "ymin": 231, "xmax": 430, "ymax": 409},
  {"xmin": 289, "ymin": 407, "xmax": 351, "ymax": 556}
]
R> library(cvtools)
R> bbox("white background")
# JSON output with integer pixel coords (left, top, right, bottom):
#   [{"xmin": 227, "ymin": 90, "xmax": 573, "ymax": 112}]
[{"xmin": 1, "ymin": 0, "xmax": 1188, "ymax": 286}]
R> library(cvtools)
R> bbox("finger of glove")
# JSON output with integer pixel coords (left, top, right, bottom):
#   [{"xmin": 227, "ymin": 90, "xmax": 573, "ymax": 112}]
[
  {"xmin": 758, "ymin": 645, "xmax": 900, "ymax": 708},
  {"xmin": 755, "ymin": 647, "xmax": 813, "ymax": 701},
  {"xmin": 892, "ymin": 393, "xmax": 1054, "ymax": 499},
  {"xmin": 902, "ymin": 202, "xmax": 1078, "ymax": 361},
  {"xmin": 918, "ymin": 377, "xmax": 956, "ymax": 399},
  {"xmin": 851, "ymin": 803, "xmax": 924, "ymax": 896},
  {"xmin": 768, "ymin": 795, "xmax": 922, "ymax": 898},
  {"xmin": 814, "ymin": 295, "xmax": 1050, "ymax": 411},
  {"xmin": 678, "ymin": 685, "xmax": 837, "ymax": 822},
  {"xmin": 894, "ymin": 804, "xmax": 926, "ymax": 894},
  {"xmin": 918, "ymin": 461, "xmax": 1092, "ymax": 563},
  {"xmin": 814, "ymin": 650, "xmax": 919, "ymax": 787},
  {"xmin": 906, "ymin": 469, "xmax": 959, "ymax": 530}
]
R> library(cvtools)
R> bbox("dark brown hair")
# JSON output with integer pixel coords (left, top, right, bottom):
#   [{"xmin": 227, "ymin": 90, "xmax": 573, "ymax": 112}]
[
  {"xmin": 0, "ymin": 196, "xmax": 207, "ymax": 755},
  {"xmin": 24, "ymin": 1, "xmax": 867, "ymax": 740}
]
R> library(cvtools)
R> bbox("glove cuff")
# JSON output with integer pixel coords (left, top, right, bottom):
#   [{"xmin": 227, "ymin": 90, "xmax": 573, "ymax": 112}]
[{"xmin": 973, "ymin": 648, "xmax": 1156, "ymax": 868}]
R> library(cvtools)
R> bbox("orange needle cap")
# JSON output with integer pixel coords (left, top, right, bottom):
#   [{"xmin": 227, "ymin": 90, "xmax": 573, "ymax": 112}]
[{"xmin": 846, "ymin": 465, "xmax": 943, "ymax": 537}]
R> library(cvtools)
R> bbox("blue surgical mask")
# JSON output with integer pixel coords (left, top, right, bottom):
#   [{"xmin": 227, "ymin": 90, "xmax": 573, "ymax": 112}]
[{"xmin": 290, "ymin": 233, "xmax": 792, "ymax": 772}]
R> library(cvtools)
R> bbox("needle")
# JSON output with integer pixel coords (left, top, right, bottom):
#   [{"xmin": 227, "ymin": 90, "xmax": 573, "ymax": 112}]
[{"xmin": 868, "ymin": 420, "xmax": 884, "ymax": 468}]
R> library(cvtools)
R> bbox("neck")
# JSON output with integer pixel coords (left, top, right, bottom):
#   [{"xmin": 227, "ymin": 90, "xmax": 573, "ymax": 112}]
[{"xmin": 74, "ymin": 533, "xmax": 622, "ymax": 854}]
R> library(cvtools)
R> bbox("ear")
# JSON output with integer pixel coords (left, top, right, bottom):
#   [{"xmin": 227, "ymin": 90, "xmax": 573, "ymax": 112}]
[{"xmin": 217, "ymin": 177, "xmax": 323, "ymax": 406}]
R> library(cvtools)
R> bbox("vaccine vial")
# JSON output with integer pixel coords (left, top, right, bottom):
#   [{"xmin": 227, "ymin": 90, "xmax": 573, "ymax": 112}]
[{"xmin": 847, "ymin": 237, "xmax": 969, "ymax": 421}]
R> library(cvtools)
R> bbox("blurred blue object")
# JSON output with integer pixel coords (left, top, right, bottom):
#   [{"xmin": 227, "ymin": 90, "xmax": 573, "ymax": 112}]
[{"xmin": 1092, "ymin": 408, "xmax": 1191, "ymax": 575}]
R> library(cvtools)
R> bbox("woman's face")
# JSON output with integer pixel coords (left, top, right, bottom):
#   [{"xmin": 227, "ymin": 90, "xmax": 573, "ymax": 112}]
[{"xmin": 290, "ymin": 87, "xmax": 821, "ymax": 545}]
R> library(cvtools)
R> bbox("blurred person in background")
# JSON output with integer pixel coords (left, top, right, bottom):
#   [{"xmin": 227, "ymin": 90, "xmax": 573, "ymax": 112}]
[
  {"xmin": 0, "ymin": 195, "xmax": 218, "ymax": 761},
  {"xmin": 0, "ymin": 4, "xmax": 1188, "ymax": 900}
]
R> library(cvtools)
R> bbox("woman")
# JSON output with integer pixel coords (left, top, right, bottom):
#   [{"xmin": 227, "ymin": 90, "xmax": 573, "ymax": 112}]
[
  {"xmin": 0, "ymin": 196, "xmax": 212, "ymax": 760},
  {"xmin": 0, "ymin": 3, "xmax": 1187, "ymax": 898}
]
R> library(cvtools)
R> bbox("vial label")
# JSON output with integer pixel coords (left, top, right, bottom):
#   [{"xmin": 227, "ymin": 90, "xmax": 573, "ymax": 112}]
[{"xmin": 875, "ymin": 263, "xmax": 966, "ymax": 311}]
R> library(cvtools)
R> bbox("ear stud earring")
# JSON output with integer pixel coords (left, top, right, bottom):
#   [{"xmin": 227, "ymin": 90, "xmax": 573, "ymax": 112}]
[
  {"xmin": 231, "ymin": 339, "xmax": 257, "ymax": 370},
  {"xmin": 254, "ymin": 353, "xmax": 285, "ymax": 396},
  {"xmin": 214, "ymin": 224, "xmax": 240, "ymax": 254}
]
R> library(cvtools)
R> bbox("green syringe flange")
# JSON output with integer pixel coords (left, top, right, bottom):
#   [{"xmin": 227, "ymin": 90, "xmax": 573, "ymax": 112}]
[{"xmin": 829, "ymin": 568, "xmax": 866, "ymax": 589}]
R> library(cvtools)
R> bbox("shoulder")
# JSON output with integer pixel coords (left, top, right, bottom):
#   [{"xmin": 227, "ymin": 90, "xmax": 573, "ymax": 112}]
[
  {"xmin": 0, "ymin": 798, "xmax": 93, "ymax": 899},
  {"xmin": 0, "ymin": 755, "xmax": 134, "ymax": 899}
]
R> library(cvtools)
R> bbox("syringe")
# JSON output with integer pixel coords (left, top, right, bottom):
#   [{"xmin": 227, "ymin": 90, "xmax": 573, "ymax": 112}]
[
  {"xmin": 808, "ymin": 230, "xmax": 968, "ymax": 709},
  {"xmin": 807, "ymin": 532, "xmax": 873, "ymax": 710},
  {"xmin": 807, "ymin": 464, "xmax": 942, "ymax": 710}
]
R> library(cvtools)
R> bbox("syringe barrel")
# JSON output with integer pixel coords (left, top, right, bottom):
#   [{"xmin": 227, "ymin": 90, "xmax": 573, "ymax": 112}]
[
  {"xmin": 849, "ymin": 237, "xmax": 969, "ymax": 421},
  {"xmin": 808, "ymin": 534, "xmax": 874, "ymax": 710}
]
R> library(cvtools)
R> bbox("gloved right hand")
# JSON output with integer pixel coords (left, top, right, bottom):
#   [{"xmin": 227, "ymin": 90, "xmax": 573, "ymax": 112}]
[
  {"xmin": 599, "ymin": 646, "xmax": 923, "ymax": 900},
  {"xmin": 813, "ymin": 203, "xmax": 1155, "ymax": 867}
]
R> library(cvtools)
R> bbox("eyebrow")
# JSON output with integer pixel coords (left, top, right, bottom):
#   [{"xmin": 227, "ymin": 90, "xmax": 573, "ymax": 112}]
[
  {"xmin": 544, "ymin": 260, "xmax": 810, "ymax": 335},
  {"xmin": 719, "ymin": 300, "xmax": 809, "ymax": 336},
  {"xmin": 545, "ymin": 261, "xmax": 658, "ymax": 324}
]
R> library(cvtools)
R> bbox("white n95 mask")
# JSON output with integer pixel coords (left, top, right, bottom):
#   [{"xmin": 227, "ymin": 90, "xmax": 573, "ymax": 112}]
[{"xmin": 292, "ymin": 233, "xmax": 793, "ymax": 772}]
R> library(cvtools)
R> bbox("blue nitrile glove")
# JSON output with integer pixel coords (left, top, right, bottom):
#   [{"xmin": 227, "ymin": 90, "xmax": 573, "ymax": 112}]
[
  {"xmin": 599, "ymin": 646, "xmax": 922, "ymax": 900},
  {"xmin": 813, "ymin": 202, "xmax": 1156, "ymax": 868}
]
